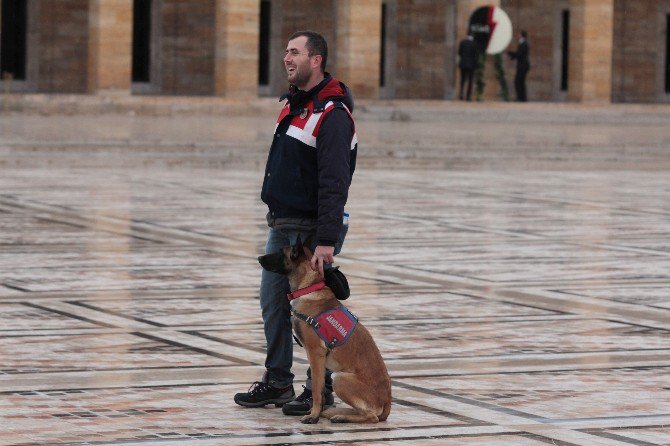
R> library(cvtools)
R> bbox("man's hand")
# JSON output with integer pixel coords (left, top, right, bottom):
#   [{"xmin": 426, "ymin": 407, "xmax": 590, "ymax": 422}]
[{"xmin": 310, "ymin": 245, "xmax": 335, "ymax": 278}]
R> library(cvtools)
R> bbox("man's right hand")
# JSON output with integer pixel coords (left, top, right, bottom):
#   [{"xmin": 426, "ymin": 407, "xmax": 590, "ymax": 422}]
[{"xmin": 310, "ymin": 245, "xmax": 335, "ymax": 278}]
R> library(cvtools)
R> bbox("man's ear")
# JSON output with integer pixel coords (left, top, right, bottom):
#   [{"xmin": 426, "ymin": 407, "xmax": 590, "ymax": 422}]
[{"xmin": 311, "ymin": 54, "xmax": 322, "ymax": 70}]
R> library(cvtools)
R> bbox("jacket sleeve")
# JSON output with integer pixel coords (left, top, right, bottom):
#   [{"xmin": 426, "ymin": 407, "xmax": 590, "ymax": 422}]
[{"xmin": 315, "ymin": 107, "xmax": 355, "ymax": 246}]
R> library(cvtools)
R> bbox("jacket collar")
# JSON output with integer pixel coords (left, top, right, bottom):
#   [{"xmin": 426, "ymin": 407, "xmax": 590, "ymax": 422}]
[{"xmin": 280, "ymin": 74, "xmax": 340, "ymax": 111}]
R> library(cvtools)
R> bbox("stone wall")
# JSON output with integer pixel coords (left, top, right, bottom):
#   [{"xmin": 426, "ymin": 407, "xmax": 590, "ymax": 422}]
[
  {"xmin": 37, "ymin": 0, "xmax": 89, "ymax": 93},
  {"xmin": 2, "ymin": 0, "xmax": 669, "ymax": 102},
  {"xmin": 394, "ymin": 0, "xmax": 449, "ymax": 99},
  {"xmin": 612, "ymin": 0, "xmax": 670, "ymax": 102},
  {"xmin": 158, "ymin": 0, "xmax": 216, "ymax": 95}
]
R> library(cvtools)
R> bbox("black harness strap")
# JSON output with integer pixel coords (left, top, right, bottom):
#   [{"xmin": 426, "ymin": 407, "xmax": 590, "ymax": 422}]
[{"xmin": 291, "ymin": 308, "xmax": 320, "ymax": 329}]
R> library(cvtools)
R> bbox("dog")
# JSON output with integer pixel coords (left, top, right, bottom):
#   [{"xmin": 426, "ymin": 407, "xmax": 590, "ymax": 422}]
[{"xmin": 258, "ymin": 237, "xmax": 391, "ymax": 424}]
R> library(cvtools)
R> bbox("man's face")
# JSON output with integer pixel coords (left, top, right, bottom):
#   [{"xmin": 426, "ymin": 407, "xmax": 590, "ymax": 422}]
[{"xmin": 284, "ymin": 36, "xmax": 315, "ymax": 88}]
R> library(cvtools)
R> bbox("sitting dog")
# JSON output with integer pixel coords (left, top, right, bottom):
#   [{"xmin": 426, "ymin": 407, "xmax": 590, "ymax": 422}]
[{"xmin": 258, "ymin": 237, "xmax": 391, "ymax": 424}]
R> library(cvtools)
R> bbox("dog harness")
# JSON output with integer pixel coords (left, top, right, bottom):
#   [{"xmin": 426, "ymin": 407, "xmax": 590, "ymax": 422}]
[{"xmin": 288, "ymin": 283, "xmax": 358, "ymax": 350}]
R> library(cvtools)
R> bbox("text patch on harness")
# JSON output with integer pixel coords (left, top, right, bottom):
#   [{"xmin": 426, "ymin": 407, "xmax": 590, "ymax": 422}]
[{"xmin": 314, "ymin": 305, "xmax": 358, "ymax": 349}]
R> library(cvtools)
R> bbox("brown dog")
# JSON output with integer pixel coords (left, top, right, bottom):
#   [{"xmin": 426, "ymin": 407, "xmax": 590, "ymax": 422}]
[{"xmin": 258, "ymin": 237, "xmax": 391, "ymax": 424}]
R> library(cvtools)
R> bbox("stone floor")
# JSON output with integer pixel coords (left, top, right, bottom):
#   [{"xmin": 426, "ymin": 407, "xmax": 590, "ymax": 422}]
[{"xmin": 1, "ymin": 98, "xmax": 670, "ymax": 445}]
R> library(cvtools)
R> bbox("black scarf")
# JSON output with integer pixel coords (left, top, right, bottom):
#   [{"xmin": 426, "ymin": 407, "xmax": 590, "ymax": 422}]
[{"xmin": 283, "ymin": 75, "xmax": 331, "ymax": 111}]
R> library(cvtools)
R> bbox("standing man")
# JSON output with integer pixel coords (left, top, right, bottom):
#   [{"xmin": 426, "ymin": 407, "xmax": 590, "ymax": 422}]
[
  {"xmin": 508, "ymin": 30, "xmax": 530, "ymax": 102},
  {"xmin": 234, "ymin": 31, "xmax": 357, "ymax": 417},
  {"xmin": 458, "ymin": 32, "xmax": 478, "ymax": 101}
]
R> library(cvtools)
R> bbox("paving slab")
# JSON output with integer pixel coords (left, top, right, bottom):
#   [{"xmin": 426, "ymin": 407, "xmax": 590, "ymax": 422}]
[{"xmin": 0, "ymin": 99, "xmax": 670, "ymax": 445}]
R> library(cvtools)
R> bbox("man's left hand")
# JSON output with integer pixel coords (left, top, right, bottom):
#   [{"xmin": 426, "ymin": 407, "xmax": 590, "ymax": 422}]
[{"xmin": 311, "ymin": 245, "xmax": 335, "ymax": 278}]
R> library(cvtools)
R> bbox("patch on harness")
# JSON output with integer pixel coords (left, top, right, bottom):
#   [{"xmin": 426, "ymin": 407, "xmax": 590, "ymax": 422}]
[{"xmin": 313, "ymin": 305, "xmax": 358, "ymax": 349}]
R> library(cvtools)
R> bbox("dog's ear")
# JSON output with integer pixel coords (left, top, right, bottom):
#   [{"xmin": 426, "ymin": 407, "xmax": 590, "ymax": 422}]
[{"xmin": 291, "ymin": 235, "xmax": 304, "ymax": 260}]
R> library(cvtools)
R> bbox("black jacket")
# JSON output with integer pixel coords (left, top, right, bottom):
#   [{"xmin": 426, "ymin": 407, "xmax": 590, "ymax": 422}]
[
  {"xmin": 458, "ymin": 38, "xmax": 478, "ymax": 70},
  {"xmin": 261, "ymin": 74, "xmax": 357, "ymax": 246},
  {"xmin": 509, "ymin": 40, "xmax": 530, "ymax": 72}
]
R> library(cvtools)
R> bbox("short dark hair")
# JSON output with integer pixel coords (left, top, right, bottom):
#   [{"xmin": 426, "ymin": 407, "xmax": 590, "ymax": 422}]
[
  {"xmin": 289, "ymin": 30, "xmax": 328, "ymax": 72},
  {"xmin": 521, "ymin": 30, "xmax": 528, "ymax": 39}
]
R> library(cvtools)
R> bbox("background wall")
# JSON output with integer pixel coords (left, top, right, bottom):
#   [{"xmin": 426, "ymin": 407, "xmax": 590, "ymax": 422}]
[
  {"xmin": 37, "ymin": 0, "xmax": 89, "ymax": 93},
  {"xmin": 612, "ymin": 0, "xmax": 670, "ymax": 103},
  {"xmin": 158, "ymin": 0, "xmax": 216, "ymax": 95},
  {"xmin": 393, "ymin": 0, "xmax": 449, "ymax": 99},
  {"xmin": 1, "ymin": 0, "xmax": 669, "ymax": 102}
]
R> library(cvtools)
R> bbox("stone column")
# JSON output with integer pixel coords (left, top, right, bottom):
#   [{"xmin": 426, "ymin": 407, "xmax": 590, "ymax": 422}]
[
  {"xmin": 568, "ymin": 0, "xmax": 614, "ymax": 102},
  {"xmin": 336, "ymin": 0, "xmax": 382, "ymax": 99},
  {"xmin": 214, "ymin": 0, "xmax": 260, "ymax": 98},
  {"xmin": 87, "ymin": 0, "xmax": 133, "ymax": 94}
]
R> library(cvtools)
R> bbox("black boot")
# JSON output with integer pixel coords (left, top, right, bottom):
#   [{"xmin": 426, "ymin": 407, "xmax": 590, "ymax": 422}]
[
  {"xmin": 281, "ymin": 385, "xmax": 334, "ymax": 415},
  {"xmin": 234, "ymin": 380, "xmax": 295, "ymax": 408}
]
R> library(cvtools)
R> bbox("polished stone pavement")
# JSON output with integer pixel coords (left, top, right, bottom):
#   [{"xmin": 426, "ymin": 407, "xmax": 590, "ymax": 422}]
[{"xmin": 1, "ymin": 98, "xmax": 670, "ymax": 445}]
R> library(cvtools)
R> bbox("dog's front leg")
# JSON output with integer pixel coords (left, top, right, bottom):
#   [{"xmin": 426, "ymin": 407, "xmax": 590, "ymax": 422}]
[{"xmin": 301, "ymin": 347, "xmax": 327, "ymax": 424}]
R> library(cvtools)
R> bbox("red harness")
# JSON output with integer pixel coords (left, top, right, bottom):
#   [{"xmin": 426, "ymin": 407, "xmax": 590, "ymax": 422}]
[{"xmin": 287, "ymin": 282, "xmax": 358, "ymax": 349}]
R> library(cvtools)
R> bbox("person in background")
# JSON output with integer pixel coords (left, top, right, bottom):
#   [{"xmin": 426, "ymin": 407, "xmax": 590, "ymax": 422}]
[
  {"xmin": 458, "ymin": 32, "xmax": 479, "ymax": 101},
  {"xmin": 508, "ymin": 30, "xmax": 530, "ymax": 102}
]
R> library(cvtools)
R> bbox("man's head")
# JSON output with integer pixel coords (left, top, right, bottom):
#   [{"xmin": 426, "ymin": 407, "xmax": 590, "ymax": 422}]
[
  {"xmin": 520, "ymin": 30, "xmax": 528, "ymax": 40},
  {"xmin": 284, "ymin": 31, "xmax": 328, "ymax": 90}
]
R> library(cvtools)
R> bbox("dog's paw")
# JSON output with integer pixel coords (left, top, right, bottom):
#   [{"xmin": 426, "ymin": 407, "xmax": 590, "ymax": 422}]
[
  {"xmin": 330, "ymin": 415, "xmax": 347, "ymax": 423},
  {"xmin": 300, "ymin": 415, "xmax": 319, "ymax": 424}
]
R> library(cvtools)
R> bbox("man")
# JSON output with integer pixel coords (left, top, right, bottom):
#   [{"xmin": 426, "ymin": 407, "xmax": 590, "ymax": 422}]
[
  {"xmin": 234, "ymin": 31, "xmax": 357, "ymax": 416},
  {"xmin": 508, "ymin": 30, "xmax": 530, "ymax": 102},
  {"xmin": 458, "ymin": 33, "xmax": 478, "ymax": 101}
]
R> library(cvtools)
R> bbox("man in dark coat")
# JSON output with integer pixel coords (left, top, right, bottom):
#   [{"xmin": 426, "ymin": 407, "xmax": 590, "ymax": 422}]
[
  {"xmin": 458, "ymin": 33, "xmax": 479, "ymax": 101},
  {"xmin": 508, "ymin": 30, "xmax": 530, "ymax": 102},
  {"xmin": 234, "ymin": 30, "xmax": 357, "ymax": 417}
]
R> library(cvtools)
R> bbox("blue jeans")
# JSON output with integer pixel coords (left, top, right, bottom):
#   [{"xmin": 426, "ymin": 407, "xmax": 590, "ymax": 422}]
[{"xmin": 260, "ymin": 223, "xmax": 347, "ymax": 389}]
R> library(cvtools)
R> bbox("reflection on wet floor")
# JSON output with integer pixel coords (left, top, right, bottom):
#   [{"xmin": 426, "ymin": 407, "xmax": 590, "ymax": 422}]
[{"xmin": 1, "ymin": 101, "xmax": 670, "ymax": 445}]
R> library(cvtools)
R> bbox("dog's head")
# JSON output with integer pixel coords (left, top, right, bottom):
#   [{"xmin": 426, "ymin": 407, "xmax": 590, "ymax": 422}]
[{"xmin": 258, "ymin": 235, "xmax": 311, "ymax": 276}]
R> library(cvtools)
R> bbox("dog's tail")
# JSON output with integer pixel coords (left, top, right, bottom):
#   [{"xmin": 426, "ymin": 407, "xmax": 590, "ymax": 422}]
[
  {"xmin": 379, "ymin": 400, "xmax": 391, "ymax": 422},
  {"xmin": 379, "ymin": 386, "xmax": 392, "ymax": 421}
]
